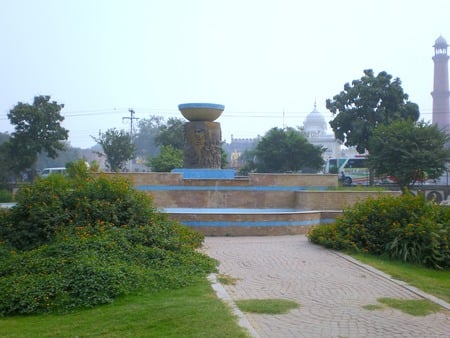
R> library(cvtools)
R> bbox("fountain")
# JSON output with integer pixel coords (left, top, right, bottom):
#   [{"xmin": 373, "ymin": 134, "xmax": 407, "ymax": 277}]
[
  {"xmin": 172, "ymin": 103, "xmax": 235, "ymax": 179},
  {"xmin": 99, "ymin": 102, "xmax": 400, "ymax": 235}
]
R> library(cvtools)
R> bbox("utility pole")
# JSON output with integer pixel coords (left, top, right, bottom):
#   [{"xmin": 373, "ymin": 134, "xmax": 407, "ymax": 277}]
[{"xmin": 123, "ymin": 108, "xmax": 139, "ymax": 171}]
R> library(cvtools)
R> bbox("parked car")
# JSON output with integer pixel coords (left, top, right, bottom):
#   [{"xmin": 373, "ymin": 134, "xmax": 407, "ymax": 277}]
[{"xmin": 40, "ymin": 167, "xmax": 67, "ymax": 177}]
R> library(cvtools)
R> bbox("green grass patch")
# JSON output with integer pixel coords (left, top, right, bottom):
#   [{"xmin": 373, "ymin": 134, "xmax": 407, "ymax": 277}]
[
  {"xmin": 350, "ymin": 252, "xmax": 450, "ymax": 303},
  {"xmin": 377, "ymin": 297, "xmax": 442, "ymax": 316},
  {"xmin": 217, "ymin": 274, "xmax": 240, "ymax": 285},
  {"xmin": 0, "ymin": 278, "xmax": 250, "ymax": 338},
  {"xmin": 362, "ymin": 304, "xmax": 384, "ymax": 311},
  {"xmin": 235, "ymin": 299, "xmax": 299, "ymax": 314},
  {"xmin": 328, "ymin": 185, "xmax": 390, "ymax": 192}
]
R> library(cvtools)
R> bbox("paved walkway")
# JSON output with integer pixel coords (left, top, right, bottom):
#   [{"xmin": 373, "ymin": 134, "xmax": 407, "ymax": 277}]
[{"xmin": 203, "ymin": 235, "xmax": 450, "ymax": 338}]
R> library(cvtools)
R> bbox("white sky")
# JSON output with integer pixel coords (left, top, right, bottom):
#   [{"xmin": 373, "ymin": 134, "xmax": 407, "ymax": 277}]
[{"xmin": 1, "ymin": 0, "xmax": 449, "ymax": 148}]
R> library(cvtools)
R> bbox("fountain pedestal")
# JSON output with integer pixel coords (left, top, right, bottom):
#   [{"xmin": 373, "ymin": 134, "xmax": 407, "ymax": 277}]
[
  {"xmin": 183, "ymin": 121, "xmax": 222, "ymax": 168},
  {"xmin": 177, "ymin": 103, "xmax": 227, "ymax": 177}
]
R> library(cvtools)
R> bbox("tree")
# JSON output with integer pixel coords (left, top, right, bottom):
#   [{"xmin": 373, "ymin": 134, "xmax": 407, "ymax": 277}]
[
  {"xmin": 327, "ymin": 69, "xmax": 420, "ymax": 154},
  {"xmin": 0, "ymin": 143, "xmax": 15, "ymax": 188},
  {"xmin": 149, "ymin": 145, "xmax": 183, "ymax": 172},
  {"xmin": 134, "ymin": 115, "xmax": 164, "ymax": 159},
  {"xmin": 0, "ymin": 132, "xmax": 9, "ymax": 145},
  {"xmin": 154, "ymin": 117, "xmax": 185, "ymax": 150},
  {"xmin": 220, "ymin": 142, "xmax": 229, "ymax": 169},
  {"xmin": 6, "ymin": 95, "xmax": 69, "ymax": 177},
  {"xmin": 93, "ymin": 128, "xmax": 136, "ymax": 172},
  {"xmin": 253, "ymin": 127, "xmax": 324, "ymax": 173},
  {"xmin": 367, "ymin": 120, "xmax": 449, "ymax": 192}
]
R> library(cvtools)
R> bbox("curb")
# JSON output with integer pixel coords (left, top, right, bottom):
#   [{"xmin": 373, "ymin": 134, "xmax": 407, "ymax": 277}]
[
  {"xmin": 207, "ymin": 274, "xmax": 260, "ymax": 338},
  {"xmin": 332, "ymin": 251, "xmax": 450, "ymax": 311}
]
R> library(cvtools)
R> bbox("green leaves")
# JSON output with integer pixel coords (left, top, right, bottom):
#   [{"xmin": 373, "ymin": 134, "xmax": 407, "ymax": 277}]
[
  {"xmin": 367, "ymin": 120, "xmax": 449, "ymax": 191},
  {"xmin": 0, "ymin": 174, "xmax": 215, "ymax": 316},
  {"xmin": 4, "ymin": 95, "xmax": 69, "ymax": 176},
  {"xmin": 327, "ymin": 69, "xmax": 420, "ymax": 154},
  {"xmin": 254, "ymin": 127, "xmax": 324, "ymax": 173},
  {"xmin": 93, "ymin": 128, "xmax": 136, "ymax": 172},
  {"xmin": 149, "ymin": 145, "xmax": 183, "ymax": 172},
  {"xmin": 308, "ymin": 193, "xmax": 450, "ymax": 269},
  {"xmin": 154, "ymin": 117, "xmax": 185, "ymax": 150}
]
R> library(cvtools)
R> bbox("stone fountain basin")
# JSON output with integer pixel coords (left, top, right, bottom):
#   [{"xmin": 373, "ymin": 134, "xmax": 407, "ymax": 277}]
[{"xmin": 178, "ymin": 103, "xmax": 224, "ymax": 122}]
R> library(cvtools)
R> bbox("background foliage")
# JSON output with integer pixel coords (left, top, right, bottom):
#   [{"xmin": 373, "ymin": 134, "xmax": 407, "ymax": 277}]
[
  {"xmin": 1, "ymin": 95, "xmax": 69, "ymax": 181},
  {"xmin": 249, "ymin": 127, "xmax": 324, "ymax": 173},
  {"xmin": 367, "ymin": 120, "xmax": 449, "ymax": 191},
  {"xmin": 149, "ymin": 145, "xmax": 183, "ymax": 172},
  {"xmin": 93, "ymin": 128, "xmax": 136, "ymax": 172}
]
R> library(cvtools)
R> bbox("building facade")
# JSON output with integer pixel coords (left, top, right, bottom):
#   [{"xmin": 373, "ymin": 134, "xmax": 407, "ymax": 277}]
[{"xmin": 303, "ymin": 103, "xmax": 342, "ymax": 160}]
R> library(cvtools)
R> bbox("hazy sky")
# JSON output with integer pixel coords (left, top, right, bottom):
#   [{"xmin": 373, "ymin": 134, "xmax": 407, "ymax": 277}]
[{"xmin": 1, "ymin": 0, "xmax": 449, "ymax": 148}]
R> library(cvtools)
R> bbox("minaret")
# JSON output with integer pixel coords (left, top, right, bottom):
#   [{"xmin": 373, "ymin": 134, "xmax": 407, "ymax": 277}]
[{"xmin": 431, "ymin": 35, "xmax": 450, "ymax": 130}]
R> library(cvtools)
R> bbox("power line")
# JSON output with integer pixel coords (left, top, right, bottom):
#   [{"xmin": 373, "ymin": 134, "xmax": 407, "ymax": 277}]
[
  {"xmin": 0, "ymin": 106, "xmax": 436, "ymax": 121},
  {"xmin": 122, "ymin": 108, "xmax": 140, "ymax": 138}
]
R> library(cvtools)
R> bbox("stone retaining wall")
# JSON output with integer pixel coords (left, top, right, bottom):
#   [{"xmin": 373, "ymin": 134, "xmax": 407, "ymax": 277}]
[
  {"xmin": 295, "ymin": 190, "xmax": 401, "ymax": 210},
  {"xmin": 95, "ymin": 172, "xmax": 400, "ymax": 235}
]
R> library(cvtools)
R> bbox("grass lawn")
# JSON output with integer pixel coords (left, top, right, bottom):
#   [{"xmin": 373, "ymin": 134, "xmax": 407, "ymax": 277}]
[
  {"xmin": 350, "ymin": 252, "xmax": 450, "ymax": 303},
  {"xmin": 2, "ymin": 245, "xmax": 449, "ymax": 337},
  {"xmin": 0, "ymin": 277, "xmax": 249, "ymax": 338}
]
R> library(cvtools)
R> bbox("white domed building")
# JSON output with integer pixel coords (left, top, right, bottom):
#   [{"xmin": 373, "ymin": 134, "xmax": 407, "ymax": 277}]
[{"xmin": 303, "ymin": 103, "xmax": 342, "ymax": 160}]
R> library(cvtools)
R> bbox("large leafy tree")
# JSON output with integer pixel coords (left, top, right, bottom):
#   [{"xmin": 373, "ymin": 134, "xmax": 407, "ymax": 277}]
[
  {"xmin": 5, "ymin": 95, "xmax": 69, "ymax": 177},
  {"xmin": 93, "ymin": 128, "xmax": 136, "ymax": 172},
  {"xmin": 134, "ymin": 115, "xmax": 164, "ymax": 159},
  {"xmin": 154, "ymin": 117, "xmax": 185, "ymax": 150},
  {"xmin": 327, "ymin": 69, "xmax": 420, "ymax": 154},
  {"xmin": 253, "ymin": 127, "xmax": 324, "ymax": 173},
  {"xmin": 367, "ymin": 120, "xmax": 449, "ymax": 191}
]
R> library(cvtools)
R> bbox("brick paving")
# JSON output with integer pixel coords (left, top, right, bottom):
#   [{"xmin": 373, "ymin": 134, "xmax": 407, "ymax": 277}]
[{"xmin": 203, "ymin": 235, "xmax": 450, "ymax": 338}]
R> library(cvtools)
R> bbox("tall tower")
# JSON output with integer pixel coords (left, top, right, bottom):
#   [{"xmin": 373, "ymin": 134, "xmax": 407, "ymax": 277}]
[{"xmin": 431, "ymin": 35, "xmax": 450, "ymax": 130}]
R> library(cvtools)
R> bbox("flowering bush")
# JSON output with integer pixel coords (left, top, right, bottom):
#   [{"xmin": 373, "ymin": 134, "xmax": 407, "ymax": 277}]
[{"xmin": 308, "ymin": 193, "xmax": 450, "ymax": 269}]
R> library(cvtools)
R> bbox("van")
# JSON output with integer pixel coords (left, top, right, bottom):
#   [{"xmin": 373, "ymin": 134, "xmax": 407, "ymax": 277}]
[
  {"xmin": 40, "ymin": 167, "xmax": 67, "ymax": 177},
  {"xmin": 324, "ymin": 157, "xmax": 369, "ymax": 185}
]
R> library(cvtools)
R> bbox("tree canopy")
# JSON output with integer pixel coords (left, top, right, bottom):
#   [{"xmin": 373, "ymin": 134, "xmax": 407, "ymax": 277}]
[
  {"xmin": 154, "ymin": 117, "xmax": 185, "ymax": 150},
  {"xmin": 327, "ymin": 69, "xmax": 420, "ymax": 154},
  {"xmin": 367, "ymin": 120, "xmax": 449, "ymax": 191},
  {"xmin": 252, "ymin": 127, "xmax": 324, "ymax": 173},
  {"xmin": 93, "ymin": 128, "xmax": 136, "ymax": 172},
  {"xmin": 149, "ymin": 145, "xmax": 183, "ymax": 172},
  {"xmin": 3, "ymin": 95, "xmax": 69, "ymax": 179},
  {"xmin": 134, "ymin": 116, "xmax": 164, "ymax": 159}
]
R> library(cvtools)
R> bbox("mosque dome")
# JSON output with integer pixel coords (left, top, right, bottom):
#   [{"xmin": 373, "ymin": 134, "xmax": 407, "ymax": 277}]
[
  {"xmin": 303, "ymin": 104, "xmax": 328, "ymax": 137},
  {"xmin": 434, "ymin": 35, "xmax": 448, "ymax": 47}
]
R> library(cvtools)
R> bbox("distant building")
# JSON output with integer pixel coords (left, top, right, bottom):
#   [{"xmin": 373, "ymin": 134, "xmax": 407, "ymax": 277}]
[
  {"xmin": 432, "ymin": 35, "xmax": 450, "ymax": 131},
  {"xmin": 223, "ymin": 104, "xmax": 349, "ymax": 170},
  {"xmin": 303, "ymin": 103, "xmax": 342, "ymax": 160},
  {"xmin": 223, "ymin": 135, "xmax": 259, "ymax": 168}
]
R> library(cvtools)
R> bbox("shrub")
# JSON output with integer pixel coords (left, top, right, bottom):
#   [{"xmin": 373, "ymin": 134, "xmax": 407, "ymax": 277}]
[
  {"xmin": 308, "ymin": 193, "xmax": 450, "ymax": 269},
  {"xmin": 0, "ymin": 174, "xmax": 216, "ymax": 316},
  {"xmin": 0, "ymin": 225, "xmax": 216, "ymax": 316},
  {"xmin": 0, "ymin": 174, "xmax": 160, "ymax": 250},
  {"xmin": 0, "ymin": 175, "xmax": 70, "ymax": 250},
  {"xmin": 0, "ymin": 189, "xmax": 12, "ymax": 203}
]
